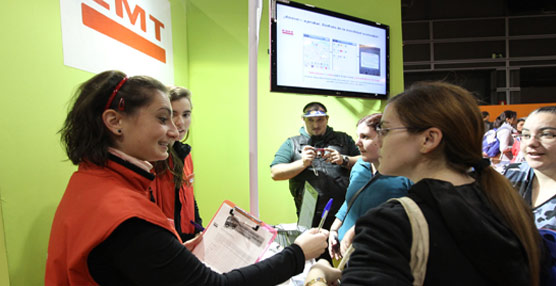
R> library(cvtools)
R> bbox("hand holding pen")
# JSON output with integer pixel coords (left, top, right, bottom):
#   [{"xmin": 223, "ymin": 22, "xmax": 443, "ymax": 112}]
[
  {"xmin": 183, "ymin": 220, "xmax": 205, "ymax": 251},
  {"xmin": 183, "ymin": 232, "xmax": 203, "ymax": 251},
  {"xmin": 317, "ymin": 198, "xmax": 333, "ymax": 231},
  {"xmin": 295, "ymin": 199, "xmax": 333, "ymax": 260},
  {"xmin": 294, "ymin": 228, "xmax": 330, "ymax": 260}
]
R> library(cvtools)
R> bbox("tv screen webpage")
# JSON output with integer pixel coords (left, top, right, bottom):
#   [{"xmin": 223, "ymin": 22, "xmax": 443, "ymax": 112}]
[{"xmin": 270, "ymin": 0, "xmax": 389, "ymax": 99}]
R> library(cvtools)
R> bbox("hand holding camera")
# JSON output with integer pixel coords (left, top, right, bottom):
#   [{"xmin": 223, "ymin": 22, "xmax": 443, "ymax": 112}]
[
  {"xmin": 314, "ymin": 148, "xmax": 329, "ymax": 158},
  {"xmin": 319, "ymin": 148, "xmax": 345, "ymax": 165}
]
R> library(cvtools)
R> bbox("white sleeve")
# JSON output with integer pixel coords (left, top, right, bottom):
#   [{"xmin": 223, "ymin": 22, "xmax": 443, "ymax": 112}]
[{"xmin": 496, "ymin": 127, "xmax": 512, "ymax": 152}]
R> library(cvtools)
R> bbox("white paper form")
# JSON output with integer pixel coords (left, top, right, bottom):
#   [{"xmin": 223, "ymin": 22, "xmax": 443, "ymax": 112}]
[{"xmin": 192, "ymin": 201, "xmax": 277, "ymax": 273}]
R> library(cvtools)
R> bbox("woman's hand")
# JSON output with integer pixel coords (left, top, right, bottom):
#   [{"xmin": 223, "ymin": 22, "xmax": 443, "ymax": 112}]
[
  {"xmin": 328, "ymin": 230, "xmax": 342, "ymax": 260},
  {"xmin": 294, "ymin": 228, "xmax": 329, "ymax": 260},
  {"xmin": 305, "ymin": 259, "xmax": 342, "ymax": 286},
  {"xmin": 340, "ymin": 226, "xmax": 355, "ymax": 256},
  {"xmin": 183, "ymin": 233, "xmax": 203, "ymax": 251}
]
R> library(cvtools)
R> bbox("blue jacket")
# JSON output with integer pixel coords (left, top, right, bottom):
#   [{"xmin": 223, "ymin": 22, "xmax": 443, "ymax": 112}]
[{"xmin": 335, "ymin": 158, "xmax": 412, "ymax": 241}]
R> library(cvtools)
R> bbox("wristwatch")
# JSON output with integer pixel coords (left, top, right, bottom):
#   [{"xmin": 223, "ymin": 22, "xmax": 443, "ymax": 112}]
[{"xmin": 341, "ymin": 155, "xmax": 349, "ymax": 167}]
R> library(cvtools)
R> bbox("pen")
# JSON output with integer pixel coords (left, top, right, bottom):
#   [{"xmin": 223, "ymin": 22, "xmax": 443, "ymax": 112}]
[
  {"xmin": 317, "ymin": 198, "xmax": 333, "ymax": 231},
  {"xmin": 190, "ymin": 220, "xmax": 205, "ymax": 231}
]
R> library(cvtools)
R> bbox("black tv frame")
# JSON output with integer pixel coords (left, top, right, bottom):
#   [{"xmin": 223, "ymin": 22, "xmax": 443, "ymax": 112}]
[{"xmin": 270, "ymin": 0, "xmax": 390, "ymax": 99}]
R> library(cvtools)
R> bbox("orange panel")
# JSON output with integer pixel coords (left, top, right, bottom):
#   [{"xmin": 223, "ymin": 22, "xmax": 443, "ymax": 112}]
[{"xmin": 479, "ymin": 103, "xmax": 556, "ymax": 119}]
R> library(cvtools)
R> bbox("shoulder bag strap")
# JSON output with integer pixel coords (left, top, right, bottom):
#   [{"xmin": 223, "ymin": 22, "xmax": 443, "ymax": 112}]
[
  {"xmin": 342, "ymin": 173, "xmax": 381, "ymax": 222},
  {"xmin": 388, "ymin": 197, "xmax": 430, "ymax": 286}
]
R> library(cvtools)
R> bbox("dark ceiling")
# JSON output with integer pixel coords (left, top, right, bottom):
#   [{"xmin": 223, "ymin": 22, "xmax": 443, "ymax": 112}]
[
  {"xmin": 401, "ymin": 0, "xmax": 556, "ymax": 21},
  {"xmin": 400, "ymin": 0, "xmax": 556, "ymax": 104}
]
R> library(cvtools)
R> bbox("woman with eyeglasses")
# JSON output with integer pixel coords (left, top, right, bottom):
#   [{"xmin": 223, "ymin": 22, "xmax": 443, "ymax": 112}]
[
  {"xmin": 505, "ymin": 106, "xmax": 556, "ymax": 230},
  {"xmin": 306, "ymin": 81, "xmax": 545, "ymax": 286}
]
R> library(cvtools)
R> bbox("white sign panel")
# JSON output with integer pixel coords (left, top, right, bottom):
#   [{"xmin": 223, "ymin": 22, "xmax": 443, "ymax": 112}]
[{"xmin": 60, "ymin": 0, "xmax": 174, "ymax": 84}]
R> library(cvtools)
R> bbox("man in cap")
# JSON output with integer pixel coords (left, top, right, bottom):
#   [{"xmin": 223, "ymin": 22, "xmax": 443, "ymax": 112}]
[{"xmin": 270, "ymin": 102, "xmax": 360, "ymax": 232}]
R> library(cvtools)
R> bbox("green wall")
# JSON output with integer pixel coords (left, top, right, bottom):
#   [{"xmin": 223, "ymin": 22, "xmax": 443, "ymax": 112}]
[
  {"xmin": 0, "ymin": 203, "xmax": 9, "ymax": 285},
  {"xmin": 0, "ymin": 1, "xmax": 188, "ymax": 284},
  {"xmin": 1, "ymin": 2, "xmax": 90, "ymax": 285},
  {"xmin": 187, "ymin": 0, "xmax": 405, "ymax": 225},
  {"xmin": 0, "ymin": 0, "xmax": 402, "ymax": 284}
]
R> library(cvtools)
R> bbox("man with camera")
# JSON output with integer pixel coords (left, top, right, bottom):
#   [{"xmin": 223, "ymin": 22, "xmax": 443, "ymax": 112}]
[{"xmin": 270, "ymin": 102, "xmax": 360, "ymax": 232}]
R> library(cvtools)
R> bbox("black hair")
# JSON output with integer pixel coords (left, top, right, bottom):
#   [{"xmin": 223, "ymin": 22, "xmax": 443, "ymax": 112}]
[
  {"xmin": 530, "ymin": 106, "xmax": 556, "ymax": 116},
  {"xmin": 302, "ymin": 102, "xmax": 327, "ymax": 113},
  {"xmin": 493, "ymin": 110, "xmax": 517, "ymax": 128}
]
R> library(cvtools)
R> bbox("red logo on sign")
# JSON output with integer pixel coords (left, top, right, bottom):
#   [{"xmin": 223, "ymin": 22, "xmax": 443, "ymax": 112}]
[
  {"xmin": 281, "ymin": 29, "xmax": 293, "ymax": 35},
  {"xmin": 82, "ymin": 0, "xmax": 167, "ymax": 63}
]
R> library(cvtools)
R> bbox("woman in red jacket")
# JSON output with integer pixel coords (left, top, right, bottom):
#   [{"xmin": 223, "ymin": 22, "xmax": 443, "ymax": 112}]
[
  {"xmin": 46, "ymin": 70, "xmax": 328, "ymax": 285},
  {"xmin": 151, "ymin": 86, "xmax": 203, "ymax": 242}
]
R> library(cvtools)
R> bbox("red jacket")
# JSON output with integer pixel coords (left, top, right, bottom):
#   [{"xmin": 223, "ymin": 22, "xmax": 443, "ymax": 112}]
[
  {"xmin": 150, "ymin": 153, "xmax": 196, "ymax": 234},
  {"xmin": 45, "ymin": 158, "xmax": 180, "ymax": 285}
]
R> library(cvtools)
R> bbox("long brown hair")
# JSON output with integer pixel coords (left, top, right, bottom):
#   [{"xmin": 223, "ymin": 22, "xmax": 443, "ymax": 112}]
[
  {"xmin": 153, "ymin": 86, "xmax": 193, "ymax": 187},
  {"xmin": 389, "ymin": 81, "xmax": 540, "ymax": 286},
  {"xmin": 60, "ymin": 70, "xmax": 167, "ymax": 166}
]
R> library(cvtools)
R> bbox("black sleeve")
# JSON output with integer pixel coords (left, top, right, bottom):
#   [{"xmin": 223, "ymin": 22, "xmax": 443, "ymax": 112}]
[
  {"xmin": 340, "ymin": 202, "xmax": 414, "ymax": 286},
  {"xmin": 88, "ymin": 218, "xmax": 305, "ymax": 286},
  {"xmin": 178, "ymin": 199, "xmax": 203, "ymax": 242},
  {"xmin": 193, "ymin": 199, "xmax": 203, "ymax": 232}
]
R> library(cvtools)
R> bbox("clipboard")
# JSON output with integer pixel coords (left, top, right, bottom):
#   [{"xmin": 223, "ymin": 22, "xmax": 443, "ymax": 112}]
[
  {"xmin": 297, "ymin": 181, "xmax": 318, "ymax": 231},
  {"xmin": 191, "ymin": 200, "xmax": 277, "ymax": 273}
]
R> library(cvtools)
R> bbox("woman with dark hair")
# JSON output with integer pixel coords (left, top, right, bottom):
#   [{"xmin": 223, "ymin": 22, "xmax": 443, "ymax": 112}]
[
  {"xmin": 46, "ymin": 70, "xmax": 328, "ymax": 285},
  {"xmin": 306, "ymin": 81, "xmax": 543, "ymax": 286},
  {"xmin": 505, "ymin": 106, "xmax": 556, "ymax": 230},
  {"xmin": 493, "ymin": 110, "xmax": 518, "ymax": 169},
  {"xmin": 151, "ymin": 86, "xmax": 203, "ymax": 242}
]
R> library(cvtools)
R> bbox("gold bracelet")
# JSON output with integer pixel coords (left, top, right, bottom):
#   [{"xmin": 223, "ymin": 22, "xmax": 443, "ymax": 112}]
[{"xmin": 305, "ymin": 277, "xmax": 327, "ymax": 286}]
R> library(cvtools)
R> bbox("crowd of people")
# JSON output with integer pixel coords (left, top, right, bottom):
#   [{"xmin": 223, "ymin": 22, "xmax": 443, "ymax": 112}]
[
  {"xmin": 482, "ymin": 110, "xmax": 527, "ymax": 172},
  {"xmin": 46, "ymin": 70, "xmax": 555, "ymax": 285}
]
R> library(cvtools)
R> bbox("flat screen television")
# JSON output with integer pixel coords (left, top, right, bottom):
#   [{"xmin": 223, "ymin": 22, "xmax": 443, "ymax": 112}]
[{"xmin": 270, "ymin": 0, "xmax": 390, "ymax": 99}]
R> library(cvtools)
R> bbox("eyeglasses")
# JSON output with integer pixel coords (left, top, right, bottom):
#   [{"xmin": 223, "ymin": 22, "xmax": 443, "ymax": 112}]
[
  {"xmin": 518, "ymin": 129, "xmax": 556, "ymax": 143},
  {"xmin": 375, "ymin": 125, "xmax": 412, "ymax": 137}
]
